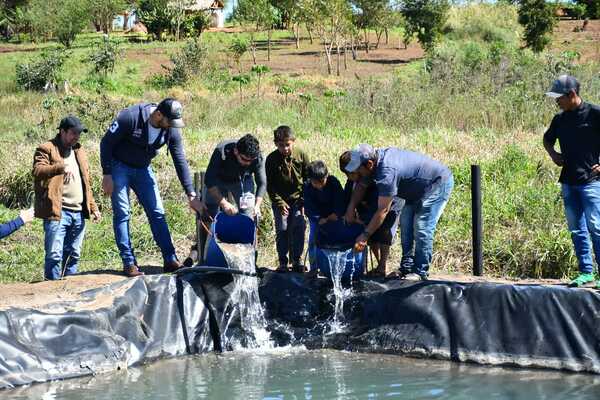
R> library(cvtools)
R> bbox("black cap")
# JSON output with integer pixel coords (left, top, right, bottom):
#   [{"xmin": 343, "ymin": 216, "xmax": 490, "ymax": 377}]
[
  {"xmin": 58, "ymin": 115, "xmax": 88, "ymax": 134},
  {"xmin": 156, "ymin": 98, "xmax": 184, "ymax": 128}
]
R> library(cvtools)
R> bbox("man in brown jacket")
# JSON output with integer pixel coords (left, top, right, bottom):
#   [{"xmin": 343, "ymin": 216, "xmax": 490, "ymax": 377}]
[{"xmin": 33, "ymin": 116, "xmax": 101, "ymax": 280}]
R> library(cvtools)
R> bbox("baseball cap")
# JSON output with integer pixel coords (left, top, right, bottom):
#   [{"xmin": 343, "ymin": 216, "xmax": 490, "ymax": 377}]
[
  {"xmin": 545, "ymin": 75, "xmax": 580, "ymax": 99},
  {"xmin": 156, "ymin": 98, "xmax": 185, "ymax": 128},
  {"xmin": 344, "ymin": 144, "xmax": 375, "ymax": 173},
  {"xmin": 58, "ymin": 115, "xmax": 88, "ymax": 134}
]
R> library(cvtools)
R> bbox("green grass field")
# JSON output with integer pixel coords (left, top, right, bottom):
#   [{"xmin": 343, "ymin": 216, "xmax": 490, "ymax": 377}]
[{"xmin": 0, "ymin": 4, "xmax": 597, "ymax": 283}]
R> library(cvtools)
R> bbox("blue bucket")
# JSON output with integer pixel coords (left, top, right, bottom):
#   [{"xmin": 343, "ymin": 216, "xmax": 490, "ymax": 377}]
[
  {"xmin": 205, "ymin": 213, "xmax": 256, "ymax": 268},
  {"xmin": 315, "ymin": 220, "xmax": 365, "ymax": 281}
]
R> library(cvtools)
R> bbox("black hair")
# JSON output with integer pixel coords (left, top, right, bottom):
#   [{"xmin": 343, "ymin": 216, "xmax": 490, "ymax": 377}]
[
  {"xmin": 274, "ymin": 125, "xmax": 295, "ymax": 142},
  {"xmin": 339, "ymin": 151, "xmax": 351, "ymax": 173},
  {"xmin": 307, "ymin": 160, "xmax": 329, "ymax": 181},
  {"xmin": 236, "ymin": 134, "xmax": 261, "ymax": 159}
]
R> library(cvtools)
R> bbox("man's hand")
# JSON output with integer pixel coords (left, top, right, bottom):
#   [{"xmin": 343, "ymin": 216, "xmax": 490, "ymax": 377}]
[
  {"xmin": 102, "ymin": 175, "xmax": 113, "ymax": 197},
  {"xmin": 279, "ymin": 203, "xmax": 290, "ymax": 217},
  {"xmin": 318, "ymin": 217, "xmax": 328, "ymax": 225},
  {"xmin": 189, "ymin": 198, "xmax": 207, "ymax": 215},
  {"xmin": 92, "ymin": 210, "xmax": 102, "ymax": 222},
  {"xmin": 220, "ymin": 200, "xmax": 238, "ymax": 216},
  {"xmin": 254, "ymin": 205, "xmax": 262, "ymax": 219},
  {"xmin": 549, "ymin": 151, "xmax": 564, "ymax": 167},
  {"xmin": 353, "ymin": 233, "xmax": 368, "ymax": 253},
  {"xmin": 592, "ymin": 164, "xmax": 600, "ymax": 177},
  {"xmin": 19, "ymin": 208, "xmax": 34, "ymax": 224},
  {"xmin": 63, "ymin": 164, "xmax": 75, "ymax": 184},
  {"xmin": 327, "ymin": 213, "xmax": 338, "ymax": 223},
  {"xmin": 344, "ymin": 209, "xmax": 357, "ymax": 225}
]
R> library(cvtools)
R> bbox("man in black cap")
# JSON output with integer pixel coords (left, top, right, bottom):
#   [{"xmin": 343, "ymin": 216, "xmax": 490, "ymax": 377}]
[
  {"xmin": 100, "ymin": 98, "xmax": 204, "ymax": 277},
  {"xmin": 544, "ymin": 75, "xmax": 600, "ymax": 288},
  {"xmin": 33, "ymin": 115, "xmax": 101, "ymax": 280}
]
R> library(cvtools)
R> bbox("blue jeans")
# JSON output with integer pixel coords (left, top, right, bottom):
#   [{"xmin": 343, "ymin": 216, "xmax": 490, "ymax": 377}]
[
  {"xmin": 308, "ymin": 220, "xmax": 318, "ymax": 270},
  {"xmin": 400, "ymin": 175, "xmax": 454, "ymax": 276},
  {"xmin": 44, "ymin": 210, "xmax": 86, "ymax": 280},
  {"xmin": 561, "ymin": 181, "xmax": 600, "ymax": 274},
  {"xmin": 111, "ymin": 161, "xmax": 176, "ymax": 267},
  {"xmin": 272, "ymin": 203, "xmax": 306, "ymax": 266}
]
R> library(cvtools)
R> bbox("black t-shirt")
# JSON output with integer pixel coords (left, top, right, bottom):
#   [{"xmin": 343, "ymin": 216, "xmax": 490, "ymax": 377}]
[{"xmin": 544, "ymin": 102, "xmax": 600, "ymax": 185}]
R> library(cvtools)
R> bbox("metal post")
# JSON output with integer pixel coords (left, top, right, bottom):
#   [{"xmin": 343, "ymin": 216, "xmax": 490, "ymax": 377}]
[
  {"xmin": 195, "ymin": 172, "xmax": 207, "ymax": 264},
  {"xmin": 471, "ymin": 165, "xmax": 483, "ymax": 276}
]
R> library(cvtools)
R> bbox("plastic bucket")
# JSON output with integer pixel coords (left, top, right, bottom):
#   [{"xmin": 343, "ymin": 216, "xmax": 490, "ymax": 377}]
[
  {"xmin": 205, "ymin": 213, "xmax": 256, "ymax": 268},
  {"xmin": 315, "ymin": 220, "xmax": 365, "ymax": 281}
]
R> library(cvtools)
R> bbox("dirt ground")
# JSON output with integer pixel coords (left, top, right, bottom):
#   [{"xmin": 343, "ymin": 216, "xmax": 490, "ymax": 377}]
[{"xmin": 0, "ymin": 269, "xmax": 579, "ymax": 311}]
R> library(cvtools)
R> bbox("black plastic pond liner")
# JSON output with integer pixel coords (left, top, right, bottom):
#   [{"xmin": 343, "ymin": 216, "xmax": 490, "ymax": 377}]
[{"xmin": 2, "ymin": 271, "xmax": 600, "ymax": 389}]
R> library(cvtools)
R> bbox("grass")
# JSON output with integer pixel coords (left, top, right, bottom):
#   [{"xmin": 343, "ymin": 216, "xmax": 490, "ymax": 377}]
[{"xmin": 0, "ymin": 3, "xmax": 597, "ymax": 283}]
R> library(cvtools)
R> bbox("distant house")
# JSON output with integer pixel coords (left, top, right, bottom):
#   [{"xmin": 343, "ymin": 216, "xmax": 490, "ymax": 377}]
[{"xmin": 186, "ymin": 0, "xmax": 226, "ymax": 29}]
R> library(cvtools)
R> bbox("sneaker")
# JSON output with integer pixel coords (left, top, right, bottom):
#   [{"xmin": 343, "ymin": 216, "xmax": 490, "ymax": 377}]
[
  {"xmin": 402, "ymin": 273, "xmax": 422, "ymax": 281},
  {"xmin": 276, "ymin": 264, "xmax": 288, "ymax": 273},
  {"xmin": 124, "ymin": 264, "xmax": 144, "ymax": 277},
  {"xmin": 419, "ymin": 273, "xmax": 429, "ymax": 281},
  {"xmin": 568, "ymin": 273, "xmax": 595, "ymax": 287},
  {"xmin": 292, "ymin": 264, "xmax": 306, "ymax": 273}
]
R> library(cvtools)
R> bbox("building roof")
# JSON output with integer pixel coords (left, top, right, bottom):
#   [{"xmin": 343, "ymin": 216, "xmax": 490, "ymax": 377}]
[{"xmin": 186, "ymin": 0, "xmax": 225, "ymax": 11}]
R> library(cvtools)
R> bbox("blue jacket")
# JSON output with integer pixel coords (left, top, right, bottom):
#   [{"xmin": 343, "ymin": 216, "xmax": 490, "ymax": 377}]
[
  {"xmin": 0, "ymin": 216, "xmax": 24, "ymax": 240},
  {"xmin": 100, "ymin": 103, "xmax": 194, "ymax": 194},
  {"xmin": 303, "ymin": 175, "xmax": 345, "ymax": 224}
]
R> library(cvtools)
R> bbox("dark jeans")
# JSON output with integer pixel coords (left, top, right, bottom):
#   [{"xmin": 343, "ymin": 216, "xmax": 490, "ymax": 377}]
[
  {"xmin": 272, "ymin": 203, "xmax": 306, "ymax": 266},
  {"xmin": 43, "ymin": 210, "xmax": 86, "ymax": 280},
  {"xmin": 561, "ymin": 181, "xmax": 600, "ymax": 274}
]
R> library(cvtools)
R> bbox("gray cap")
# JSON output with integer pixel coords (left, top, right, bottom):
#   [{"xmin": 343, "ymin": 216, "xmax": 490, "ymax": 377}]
[
  {"xmin": 545, "ymin": 75, "xmax": 580, "ymax": 99},
  {"xmin": 344, "ymin": 144, "xmax": 375, "ymax": 173},
  {"xmin": 156, "ymin": 98, "xmax": 185, "ymax": 128}
]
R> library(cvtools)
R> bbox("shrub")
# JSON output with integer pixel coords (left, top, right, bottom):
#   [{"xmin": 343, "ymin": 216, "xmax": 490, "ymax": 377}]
[
  {"xmin": 27, "ymin": 0, "xmax": 92, "ymax": 47},
  {"xmin": 152, "ymin": 39, "xmax": 208, "ymax": 88},
  {"xmin": 517, "ymin": 0, "xmax": 557, "ymax": 53},
  {"xmin": 15, "ymin": 49, "xmax": 67, "ymax": 91},
  {"xmin": 401, "ymin": 0, "xmax": 451, "ymax": 52},
  {"xmin": 87, "ymin": 35, "xmax": 123, "ymax": 77}
]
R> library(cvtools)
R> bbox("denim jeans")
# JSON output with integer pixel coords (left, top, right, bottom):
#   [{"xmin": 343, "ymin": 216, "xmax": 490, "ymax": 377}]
[
  {"xmin": 43, "ymin": 210, "xmax": 86, "ymax": 280},
  {"xmin": 561, "ymin": 181, "xmax": 600, "ymax": 274},
  {"xmin": 111, "ymin": 160, "xmax": 176, "ymax": 267},
  {"xmin": 272, "ymin": 203, "xmax": 306, "ymax": 266},
  {"xmin": 400, "ymin": 175, "xmax": 454, "ymax": 276},
  {"xmin": 308, "ymin": 220, "xmax": 318, "ymax": 270}
]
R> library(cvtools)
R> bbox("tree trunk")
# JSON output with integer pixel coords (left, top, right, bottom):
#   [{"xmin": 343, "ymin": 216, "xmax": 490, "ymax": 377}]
[
  {"xmin": 324, "ymin": 44, "xmax": 332, "ymax": 75},
  {"xmin": 268, "ymin": 29, "xmax": 272, "ymax": 62},
  {"xmin": 351, "ymin": 36, "xmax": 357, "ymax": 60},
  {"xmin": 336, "ymin": 42, "xmax": 341, "ymax": 76},
  {"xmin": 307, "ymin": 25, "xmax": 313, "ymax": 44},
  {"xmin": 123, "ymin": 12, "xmax": 129, "ymax": 31},
  {"xmin": 375, "ymin": 30, "xmax": 383, "ymax": 49},
  {"xmin": 343, "ymin": 42, "xmax": 348, "ymax": 70},
  {"xmin": 257, "ymin": 75, "xmax": 261, "ymax": 97},
  {"xmin": 295, "ymin": 23, "xmax": 300, "ymax": 49},
  {"xmin": 364, "ymin": 29, "xmax": 369, "ymax": 54},
  {"xmin": 385, "ymin": 28, "xmax": 389, "ymax": 45}
]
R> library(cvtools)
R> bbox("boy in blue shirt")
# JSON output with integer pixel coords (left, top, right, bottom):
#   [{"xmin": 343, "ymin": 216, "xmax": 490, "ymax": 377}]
[{"xmin": 304, "ymin": 160, "xmax": 345, "ymax": 269}]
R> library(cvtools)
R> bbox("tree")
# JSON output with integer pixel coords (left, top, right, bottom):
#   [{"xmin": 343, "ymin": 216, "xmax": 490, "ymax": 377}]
[
  {"xmin": 0, "ymin": 6, "xmax": 29, "ymax": 42},
  {"xmin": 137, "ymin": 0, "xmax": 176, "ymax": 40},
  {"xmin": 229, "ymin": 36, "xmax": 249, "ymax": 72},
  {"xmin": 91, "ymin": 0, "xmax": 127, "ymax": 34},
  {"xmin": 251, "ymin": 64, "xmax": 271, "ymax": 97},
  {"xmin": 233, "ymin": 0, "xmax": 279, "ymax": 62},
  {"xmin": 27, "ymin": 0, "xmax": 93, "ymax": 47},
  {"xmin": 401, "ymin": 0, "xmax": 450, "ymax": 52},
  {"xmin": 232, "ymin": 73, "xmax": 251, "ymax": 101},
  {"xmin": 575, "ymin": 0, "xmax": 600, "ymax": 19},
  {"xmin": 308, "ymin": 0, "xmax": 353, "ymax": 75},
  {"xmin": 517, "ymin": 0, "xmax": 557, "ymax": 53},
  {"xmin": 351, "ymin": 0, "xmax": 387, "ymax": 53}
]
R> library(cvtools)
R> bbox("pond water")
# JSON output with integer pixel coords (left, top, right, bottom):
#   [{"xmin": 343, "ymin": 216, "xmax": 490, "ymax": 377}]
[{"xmin": 7, "ymin": 349, "xmax": 600, "ymax": 399}]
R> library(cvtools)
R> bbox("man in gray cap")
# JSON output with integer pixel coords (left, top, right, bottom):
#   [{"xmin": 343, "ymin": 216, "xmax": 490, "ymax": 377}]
[
  {"xmin": 544, "ymin": 75, "xmax": 600, "ymax": 288},
  {"xmin": 100, "ymin": 98, "xmax": 205, "ymax": 277},
  {"xmin": 33, "ymin": 116, "xmax": 101, "ymax": 280},
  {"xmin": 342, "ymin": 144, "xmax": 453, "ymax": 280}
]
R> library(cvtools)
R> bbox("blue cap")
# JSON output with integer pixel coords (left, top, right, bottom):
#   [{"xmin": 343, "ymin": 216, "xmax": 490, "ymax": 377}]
[
  {"xmin": 545, "ymin": 75, "xmax": 580, "ymax": 99},
  {"xmin": 344, "ymin": 144, "xmax": 375, "ymax": 173}
]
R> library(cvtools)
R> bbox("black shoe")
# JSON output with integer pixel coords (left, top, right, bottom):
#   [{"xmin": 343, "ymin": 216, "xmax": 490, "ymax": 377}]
[{"xmin": 164, "ymin": 260, "xmax": 182, "ymax": 273}]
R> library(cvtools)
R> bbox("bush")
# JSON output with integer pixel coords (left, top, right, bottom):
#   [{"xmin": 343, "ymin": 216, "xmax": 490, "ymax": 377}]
[
  {"xmin": 445, "ymin": 3, "xmax": 521, "ymax": 46},
  {"xmin": 27, "ymin": 0, "xmax": 92, "ymax": 47},
  {"xmin": 15, "ymin": 49, "xmax": 67, "ymax": 91},
  {"xmin": 401, "ymin": 0, "xmax": 451, "ymax": 52},
  {"xmin": 518, "ymin": 0, "xmax": 557, "ymax": 53},
  {"xmin": 87, "ymin": 35, "xmax": 123, "ymax": 77},
  {"xmin": 151, "ymin": 39, "xmax": 208, "ymax": 88}
]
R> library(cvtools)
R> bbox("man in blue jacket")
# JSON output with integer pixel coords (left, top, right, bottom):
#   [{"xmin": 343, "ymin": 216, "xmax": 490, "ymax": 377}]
[{"xmin": 101, "ymin": 98, "xmax": 204, "ymax": 277}]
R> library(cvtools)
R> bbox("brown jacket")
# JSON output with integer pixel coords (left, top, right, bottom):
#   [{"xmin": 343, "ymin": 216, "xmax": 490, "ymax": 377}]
[{"xmin": 33, "ymin": 136, "xmax": 98, "ymax": 221}]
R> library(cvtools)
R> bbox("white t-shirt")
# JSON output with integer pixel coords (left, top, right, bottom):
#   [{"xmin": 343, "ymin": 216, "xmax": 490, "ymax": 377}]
[{"xmin": 147, "ymin": 107, "xmax": 165, "ymax": 145}]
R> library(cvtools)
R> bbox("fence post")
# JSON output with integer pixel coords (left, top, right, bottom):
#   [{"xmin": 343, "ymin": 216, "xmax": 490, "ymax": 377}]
[{"xmin": 471, "ymin": 165, "xmax": 483, "ymax": 276}]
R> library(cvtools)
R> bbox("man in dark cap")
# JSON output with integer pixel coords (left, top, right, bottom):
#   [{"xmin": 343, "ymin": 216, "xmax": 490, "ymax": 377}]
[
  {"xmin": 544, "ymin": 75, "xmax": 600, "ymax": 288},
  {"xmin": 33, "ymin": 116, "xmax": 101, "ymax": 280},
  {"xmin": 204, "ymin": 133, "xmax": 266, "ymax": 218},
  {"xmin": 100, "ymin": 98, "xmax": 204, "ymax": 277}
]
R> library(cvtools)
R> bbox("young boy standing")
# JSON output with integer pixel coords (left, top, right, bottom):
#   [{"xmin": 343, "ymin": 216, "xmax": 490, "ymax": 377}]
[
  {"xmin": 304, "ymin": 160, "xmax": 346, "ymax": 269},
  {"xmin": 266, "ymin": 126, "xmax": 310, "ymax": 272}
]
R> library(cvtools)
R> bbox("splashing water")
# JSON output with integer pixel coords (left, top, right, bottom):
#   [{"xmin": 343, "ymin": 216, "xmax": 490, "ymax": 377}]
[
  {"xmin": 322, "ymin": 248, "xmax": 356, "ymax": 333},
  {"xmin": 219, "ymin": 242, "xmax": 273, "ymax": 350}
]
